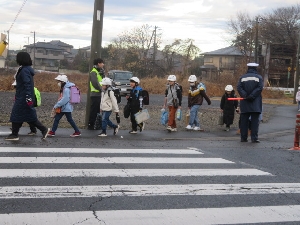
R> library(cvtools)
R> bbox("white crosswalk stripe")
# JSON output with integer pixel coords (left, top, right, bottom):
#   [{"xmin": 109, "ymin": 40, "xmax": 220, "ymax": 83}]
[{"xmin": 0, "ymin": 147, "xmax": 299, "ymax": 225}]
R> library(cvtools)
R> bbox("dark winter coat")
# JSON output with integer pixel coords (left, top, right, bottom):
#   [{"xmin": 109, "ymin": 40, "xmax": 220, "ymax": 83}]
[
  {"xmin": 10, "ymin": 66, "xmax": 38, "ymax": 123},
  {"xmin": 237, "ymin": 68, "xmax": 263, "ymax": 113},
  {"xmin": 127, "ymin": 86, "xmax": 143, "ymax": 114},
  {"xmin": 188, "ymin": 84, "xmax": 211, "ymax": 108},
  {"xmin": 220, "ymin": 90, "xmax": 238, "ymax": 125}
]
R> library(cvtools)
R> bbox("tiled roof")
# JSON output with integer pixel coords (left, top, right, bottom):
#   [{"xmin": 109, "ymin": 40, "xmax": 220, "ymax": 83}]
[
  {"xmin": 25, "ymin": 42, "xmax": 64, "ymax": 50},
  {"xmin": 203, "ymin": 46, "xmax": 243, "ymax": 56}
]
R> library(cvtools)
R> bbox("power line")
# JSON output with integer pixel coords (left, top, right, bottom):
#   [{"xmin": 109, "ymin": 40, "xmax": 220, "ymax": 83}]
[{"xmin": 8, "ymin": 0, "xmax": 28, "ymax": 32}]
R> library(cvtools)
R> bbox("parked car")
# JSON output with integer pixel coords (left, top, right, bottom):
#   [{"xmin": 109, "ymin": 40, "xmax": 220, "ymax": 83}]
[{"xmin": 107, "ymin": 70, "xmax": 133, "ymax": 96}]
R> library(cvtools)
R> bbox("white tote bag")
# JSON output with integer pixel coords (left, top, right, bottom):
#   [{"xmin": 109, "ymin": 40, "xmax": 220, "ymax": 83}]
[{"xmin": 135, "ymin": 109, "xmax": 150, "ymax": 124}]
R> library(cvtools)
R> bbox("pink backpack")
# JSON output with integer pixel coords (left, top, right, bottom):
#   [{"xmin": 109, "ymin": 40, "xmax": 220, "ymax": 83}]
[{"xmin": 70, "ymin": 86, "xmax": 81, "ymax": 104}]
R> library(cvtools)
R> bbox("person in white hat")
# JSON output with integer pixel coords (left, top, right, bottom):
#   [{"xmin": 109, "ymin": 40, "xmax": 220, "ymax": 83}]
[
  {"xmin": 220, "ymin": 85, "xmax": 239, "ymax": 131},
  {"xmin": 296, "ymin": 86, "xmax": 300, "ymax": 111},
  {"xmin": 237, "ymin": 62, "xmax": 263, "ymax": 143},
  {"xmin": 47, "ymin": 74, "xmax": 81, "ymax": 137}
]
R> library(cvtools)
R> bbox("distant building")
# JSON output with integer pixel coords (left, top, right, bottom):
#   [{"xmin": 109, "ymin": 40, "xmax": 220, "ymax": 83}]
[{"xmin": 200, "ymin": 46, "xmax": 245, "ymax": 80}]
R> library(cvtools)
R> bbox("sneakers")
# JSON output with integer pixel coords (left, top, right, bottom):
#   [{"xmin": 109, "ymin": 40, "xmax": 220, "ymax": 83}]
[
  {"xmin": 47, "ymin": 130, "xmax": 55, "ymax": 137},
  {"xmin": 28, "ymin": 131, "xmax": 37, "ymax": 135},
  {"xmin": 167, "ymin": 126, "xmax": 172, "ymax": 131},
  {"xmin": 5, "ymin": 134, "xmax": 19, "ymax": 141},
  {"xmin": 224, "ymin": 127, "xmax": 230, "ymax": 132},
  {"xmin": 129, "ymin": 130, "xmax": 137, "ymax": 134},
  {"xmin": 42, "ymin": 128, "xmax": 50, "ymax": 140},
  {"xmin": 114, "ymin": 125, "xmax": 120, "ymax": 135},
  {"xmin": 70, "ymin": 132, "xmax": 81, "ymax": 137},
  {"xmin": 193, "ymin": 127, "xmax": 201, "ymax": 131},
  {"xmin": 171, "ymin": 127, "xmax": 177, "ymax": 132},
  {"xmin": 186, "ymin": 125, "xmax": 193, "ymax": 130},
  {"xmin": 98, "ymin": 132, "xmax": 107, "ymax": 137},
  {"xmin": 139, "ymin": 123, "xmax": 145, "ymax": 132}
]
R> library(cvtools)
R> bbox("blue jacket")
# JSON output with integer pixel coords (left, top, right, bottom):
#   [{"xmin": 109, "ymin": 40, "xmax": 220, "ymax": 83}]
[
  {"xmin": 10, "ymin": 66, "xmax": 38, "ymax": 123},
  {"xmin": 237, "ymin": 68, "xmax": 263, "ymax": 113},
  {"xmin": 54, "ymin": 81, "xmax": 75, "ymax": 112},
  {"xmin": 127, "ymin": 86, "xmax": 143, "ymax": 112}
]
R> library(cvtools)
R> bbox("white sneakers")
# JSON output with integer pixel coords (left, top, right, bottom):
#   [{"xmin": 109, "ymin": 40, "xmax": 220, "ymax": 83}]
[
  {"xmin": 186, "ymin": 125, "xmax": 193, "ymax": 130},
  {"xmin": 193, "ymin": 127, "xmax": 201, "ymax": 131}
]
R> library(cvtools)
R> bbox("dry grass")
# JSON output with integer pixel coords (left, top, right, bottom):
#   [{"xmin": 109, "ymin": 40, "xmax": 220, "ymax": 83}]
[{"xmin": 0, "ymin": 71, "xmax": 288, "ymax": 100}]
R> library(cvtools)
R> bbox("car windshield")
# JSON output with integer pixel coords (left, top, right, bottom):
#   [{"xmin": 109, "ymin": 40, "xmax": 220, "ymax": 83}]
[{"xmin": 114, "ymin": 72, "xmax": 133, "ymax": 80}]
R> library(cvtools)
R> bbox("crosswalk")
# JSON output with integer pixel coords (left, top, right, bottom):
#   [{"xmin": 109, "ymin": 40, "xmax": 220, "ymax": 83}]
[{"xmin": 0, "ymin": 147, "xmax": 300, "ymax": 224}]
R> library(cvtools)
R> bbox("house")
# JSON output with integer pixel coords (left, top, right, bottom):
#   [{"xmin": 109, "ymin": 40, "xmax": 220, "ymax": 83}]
[
  {"xmin": 200, "ymin": 46, "xmax": 245, "ymax": 80},
  {"xmin": 24, "ymin": 42, "xmax": 65, "ymax": 71}
]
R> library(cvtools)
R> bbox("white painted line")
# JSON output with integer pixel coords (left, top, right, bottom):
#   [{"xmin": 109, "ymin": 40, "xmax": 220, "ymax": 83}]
[
  {"xmin": 1, "ymin": 183, "xmax": 300, "ymax": 199},
  {"xmin": 0, "ymin": 157, "xmax": 233, "ymax": 164},
  {"xmin": 0, "ymin": 147, "xmax": 203, "ymax": 154},
  {"xmin": 2, "ymin": 205, "xmax": 300, "ymax": 224},
  {"xmin": 0, "ymin": 169, "xmax": 271, "ymax": 178}
]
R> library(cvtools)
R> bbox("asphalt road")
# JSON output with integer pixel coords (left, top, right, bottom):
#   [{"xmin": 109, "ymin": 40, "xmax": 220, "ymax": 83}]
[{"xmin": 0, "ymin": 97, "xmax": 300, "ymax": 224}]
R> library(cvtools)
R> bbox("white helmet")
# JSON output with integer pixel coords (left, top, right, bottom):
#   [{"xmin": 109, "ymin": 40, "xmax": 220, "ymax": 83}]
[
  {"xmin": 100, "ymin": 77, "xmax": 112, "ymax": 86},
  {"xmin": 188, "ymin": 75, "xmax": 197, "ymax": 82},
  {"xmin": 167, "ymin": 75, "xmax": 176, "ymax": 81},
  {"xmin": 225, "ymin": 85, "xmax": 233, "ymax": 92},
  {"xmin": 55, "ymin": 74, "xmax": 68, "ymax": 83},
  {"xmin": 130, "ymin": 76, "xmax": 140, "ymax": 84}
]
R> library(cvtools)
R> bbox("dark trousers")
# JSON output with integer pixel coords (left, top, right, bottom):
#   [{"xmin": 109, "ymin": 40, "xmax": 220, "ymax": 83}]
[
  {"xmin": 240, "ymin": 112, "xmax": 260, "ymax": 141},
  {"xmin": 130, "ymin": 110, "xmax": 143, "ymax": 131},
  {"xmin": 88, "ymin": 96, "xmax": 101, "ymax": 127},
  {"xmin": 12, "ymin": 120, "xmax": 47, "ymax": 136}
]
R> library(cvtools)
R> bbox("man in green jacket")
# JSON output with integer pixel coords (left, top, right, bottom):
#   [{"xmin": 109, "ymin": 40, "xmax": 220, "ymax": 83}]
[{"xmin": 88, "ymin": 58, "xmax": 104, "ymax": 130}]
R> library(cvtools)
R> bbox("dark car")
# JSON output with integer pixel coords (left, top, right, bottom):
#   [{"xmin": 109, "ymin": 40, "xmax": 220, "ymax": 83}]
[{"xmin": 107, "ymin": 70, "xmax": 133, "ymax": 96}]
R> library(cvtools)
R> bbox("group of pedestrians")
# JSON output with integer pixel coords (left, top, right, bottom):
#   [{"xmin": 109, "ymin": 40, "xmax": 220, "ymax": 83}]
[{"xmin": 5, "ymin": 53, "xmax": 263, "ymax": 143}]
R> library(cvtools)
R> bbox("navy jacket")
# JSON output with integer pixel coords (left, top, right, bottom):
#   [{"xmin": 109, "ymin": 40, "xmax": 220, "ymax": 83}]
[
  {"xmin": 237, "ymin": 68, "xmax": 263, "ymax": 113},
  {"xmin": 10, "ymin": 66, "xmax": 38, "ymax": 123}
]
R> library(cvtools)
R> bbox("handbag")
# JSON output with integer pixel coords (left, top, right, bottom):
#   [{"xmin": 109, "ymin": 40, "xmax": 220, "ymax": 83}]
[
  {"xmin": 123, "ymin": 104, "xmax": 130, "ymax": 118},
  {"xmin": 55, "ymin": 107, "xmax": 61, "ymax": 114},
  {"xmin": 94, "ymin": 113, "xmax": 102, "ymax": 130},
  {"xmin": 135, "ymin": 109, "xmax": 150, "ymax": 124},
  {"xmin": 218, "ymin": 113, "xmax": 224, "ymax": 125},
  {"xmin": 160, "ymin": 109, "xmax": 168, "ymax": 126}
]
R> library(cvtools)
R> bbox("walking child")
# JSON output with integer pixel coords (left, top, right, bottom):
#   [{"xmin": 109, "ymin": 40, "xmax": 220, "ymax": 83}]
[
  {"xmin": 163, "ymin": 75, "xmax": 182, "ymax": 132},
  {"xmin": 126, "ymin": 77, "xmax": 145, "ymax": 134},
  {"xmin": 220, "ymin": 85, "xmax": 239, "ymax": 131},
  {"xmin": 98, "ymin": 78, "xmax": 120, "ymax": 137},
  {"xmin": 48, "ymin": 75, "xmax": 81, "ymax": 137},
  {"xmin": 186, "ymin": 75, "xmax": 211, "ymax": 131}
]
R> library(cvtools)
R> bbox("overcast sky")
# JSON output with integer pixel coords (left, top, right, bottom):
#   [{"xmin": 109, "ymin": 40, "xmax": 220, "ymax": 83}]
[{"xmin": 1, "ymin": 0, "xmax": 299, "ymax": 53}]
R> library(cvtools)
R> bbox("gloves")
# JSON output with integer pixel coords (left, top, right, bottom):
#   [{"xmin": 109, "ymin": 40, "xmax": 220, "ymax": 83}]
[
  {"xmin": 26, "ymin": 97, "xmax": 33, "ymax": 106},
  {"xmin": 246, "ymin": 96, "xmax": 254, "ymax": 102}
]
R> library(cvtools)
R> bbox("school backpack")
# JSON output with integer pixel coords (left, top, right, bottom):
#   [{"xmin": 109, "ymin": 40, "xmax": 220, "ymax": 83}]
[
  {"xmin": 175, "ymin": 83, "xmax": 183, "ymax": 93},
  {"xmin": 108, "ymin": 87, "xmax": 121, "ymax": 104},
  {"xmin": 69, "ymin": 86, "xmax": 81, "ymax": 104},
  {"xmin": 141, "ymin": 90, "xmax": 149, "ymax": 105},
  {"xmin": 33, "ymin": 87, "xmax": 41, "ymax": 107}
]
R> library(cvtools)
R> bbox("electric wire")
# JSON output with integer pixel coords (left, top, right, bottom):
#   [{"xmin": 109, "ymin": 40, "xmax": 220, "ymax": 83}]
[{"xmin": 8, "ymin": 0, "xmax": 28, "ymax": 32}]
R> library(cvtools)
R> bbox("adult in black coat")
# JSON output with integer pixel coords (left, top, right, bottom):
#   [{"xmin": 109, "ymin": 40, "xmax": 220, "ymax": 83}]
[
  {"xmin": 237, "ymin": 62, "xmax": 263, "ymax": 143},
  {"xmin": 5, "ymin": 52, "xmax": 49, "ymax": 141},
  {"xmin": 220, "ymin": 85, "xmax": 238, "ymax": 131}
]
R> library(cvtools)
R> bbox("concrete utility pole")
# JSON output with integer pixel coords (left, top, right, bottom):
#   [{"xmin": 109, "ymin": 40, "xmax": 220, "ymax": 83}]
[
  {"xmin": 31, "ymin": 31, "xmax": 35, "ymax": 69},
  {"xmin": 254, "ymin": 17, "xmax": 259, "ymax": 63},
  {"xmin": 293, "ymin": 31, "xmax": 300, "ymax": 104},
  {"xmin": 85, "ymin": 0, "xmax": 105, "ymax": 128}
]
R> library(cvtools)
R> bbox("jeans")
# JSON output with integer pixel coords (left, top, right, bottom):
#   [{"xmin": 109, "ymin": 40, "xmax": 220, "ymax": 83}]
[
  {"xmin": 102, "ymin": 111, "xmax": 117, "ymax": 133},
  {"xmin": 189, "ymin": 105, "xmax": 200, "ymax": 127},
  {"xmin": 52, "ymin": 112, "xmax": 80, "ymax": 132}
]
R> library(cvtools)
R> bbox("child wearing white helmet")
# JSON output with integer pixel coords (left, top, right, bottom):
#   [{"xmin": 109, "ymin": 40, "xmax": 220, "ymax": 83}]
[
  {"xmin": 98, "ymin": 77, "xmax": 120, "ymax": 137},
  {"xmin": 296, "ymin": 86, "xmax": 300, "ymax": 111},
  {"xmin": 220, "ymin": 84, "xmax": 238, "ymax": 131},
  {"xmin": 48, "ymin": 74, "xmax": 81, "ymax": 137},
  {"xmin": 163, "ymin": 75, "xmax": 182, "ymax": 132},
  {"xmin": 186, "ymin": 75, "xmax": 211, "ymax": 131},
  {"xmin": 126, "ymin": 76, "xmax": 145, "ymax": 134}
]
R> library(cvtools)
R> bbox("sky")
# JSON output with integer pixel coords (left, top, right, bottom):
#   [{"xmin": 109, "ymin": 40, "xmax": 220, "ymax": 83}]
[{"xmin": 1, "ymin": 0, "xmax": 299, "ymax": 53}]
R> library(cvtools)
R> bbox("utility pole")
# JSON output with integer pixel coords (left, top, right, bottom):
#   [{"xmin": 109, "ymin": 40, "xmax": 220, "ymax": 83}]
[
  {"xmin": 254, "ymin": 17, "xmax": 259, "ymax": 63},
  {"xmin": 31, "ymin": 31, "xmax": 35, "ymax": 69},
  {"xmin": 293, "ymin": 31, "xmax": 300, "ymax": 104},
  {"xmin": 85, "ymin": 0, "xmax": 105, "ymax": 128}
]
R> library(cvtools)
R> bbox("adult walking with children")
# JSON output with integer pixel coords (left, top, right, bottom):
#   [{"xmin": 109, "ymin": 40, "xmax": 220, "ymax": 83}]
[{"xmin": 237, "ymin": 62, "xmax": 263, "ymax": 143}]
